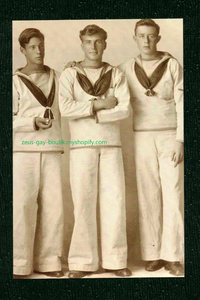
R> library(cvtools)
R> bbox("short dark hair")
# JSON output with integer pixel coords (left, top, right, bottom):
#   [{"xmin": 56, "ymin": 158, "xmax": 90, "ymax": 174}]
[
  {"xmin": 135, "ymin": 19, "xmax": 160, "ymax": 36},
  {"xmin": 18, "ymin": 28, "xmax": 44, "ymax": 48},
  {"xmin": 79, "ymin": 24, "xmax": 107, "ymax": 41}
]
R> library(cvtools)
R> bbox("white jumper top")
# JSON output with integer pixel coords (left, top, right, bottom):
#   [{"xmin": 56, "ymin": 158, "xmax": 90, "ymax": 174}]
[
  {"xmin": 59, "ymin": 64, "xmax": 130, "ymax": 148},
  {"xmin": 118, "ymin": 52, "xmax": 183, "ymax": 142},
  {"xmin": 13, "ymin": 67, "xmax": 63, "ymax": 152}
]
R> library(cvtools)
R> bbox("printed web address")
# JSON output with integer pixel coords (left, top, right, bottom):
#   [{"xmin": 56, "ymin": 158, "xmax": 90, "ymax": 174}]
[{"xmin": 21, "ymin": 140, "xmax": 108, "ymax": 146}]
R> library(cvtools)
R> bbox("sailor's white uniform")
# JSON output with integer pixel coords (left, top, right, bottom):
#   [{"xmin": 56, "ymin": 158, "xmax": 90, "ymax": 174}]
[
  {"xmin": 59, "ymin": 64, "xmax": 130, "ymax": 271},
  {"xmin": 13, "ymin": 67, "xmax": 64, "ymax": 275},
  {"xmin": 119, "ymin": 52, "xmax": 184, "ymax": 262}
]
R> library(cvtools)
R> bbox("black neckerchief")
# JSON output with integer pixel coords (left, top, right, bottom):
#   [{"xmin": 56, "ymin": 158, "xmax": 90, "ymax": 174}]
[
  {"xmin": 18, "ymin": 71, "xmax": 55, "ymax": 119},
  {"xmin": 75, "ymin": 62, "xmax": 113, "ymax": 96},
  {"xmin": 134, "ymin": 57, "xmax": 171, "ymax": 96}
]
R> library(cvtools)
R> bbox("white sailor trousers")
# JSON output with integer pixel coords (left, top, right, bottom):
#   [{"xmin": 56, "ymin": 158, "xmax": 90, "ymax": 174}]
[
  {"xmin": 134, "ymin": 130, "xmax": 184, "ymax": 262},
  {"xmin": 68, "ymin": 147, "xmax": 127, "ymax": 271},
  {"xmin": 13, "ymin": 152, "xmax": 64, "ymax": 275}
]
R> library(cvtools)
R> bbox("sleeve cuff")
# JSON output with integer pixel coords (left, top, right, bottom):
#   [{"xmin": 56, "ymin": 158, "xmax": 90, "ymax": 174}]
[
  {"xmin": 33, "ymin": 117, "xmax": 39, "ymax": 131},
  {"xmin": 90, "ymin": 98, "xmax": 99, "ymax": 123}
]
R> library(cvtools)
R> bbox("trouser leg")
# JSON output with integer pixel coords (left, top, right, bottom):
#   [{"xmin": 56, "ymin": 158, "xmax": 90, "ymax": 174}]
[
  {"xmin": 134, "ymin": 132, "xmax": 162, "ymax": 260},
  {"xmin": 68, "ymin": 148, "xmax": 99, "ymax": 271},
  {"xmin": 33, "ymin": 153, "xmax": 64, "ymax": 272},
  {"xmin": 158, "ymin": 131, "xmax": 184, "ymax": 262},
  {"xmin": 99, "ymin": 147, "xmax": 127, "ymax": 269},
  {"xmin": 13, "ymin": 153, "xmax": 40, "ymax": 275}
]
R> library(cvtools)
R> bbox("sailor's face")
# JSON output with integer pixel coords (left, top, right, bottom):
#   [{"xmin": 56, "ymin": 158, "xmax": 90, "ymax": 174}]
[
  {"xmin": 81, "ymin": 34, "xmax": 106, "ymax": 62},
  {"xmin": 134, "ymin": 26, "xmax": 160, "ymax": 56},
  {"xmin": 21, "ymin": 37, "xmax": 45, "ymax": 65}
]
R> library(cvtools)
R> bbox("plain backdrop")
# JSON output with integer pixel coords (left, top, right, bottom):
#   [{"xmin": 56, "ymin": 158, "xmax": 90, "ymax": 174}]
[{"xmin": 12, "ymin": 19, "xmax": 183, "ymax": 267}]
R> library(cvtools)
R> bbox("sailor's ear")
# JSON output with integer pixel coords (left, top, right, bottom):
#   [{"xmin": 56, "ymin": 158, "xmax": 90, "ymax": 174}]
[
  {"xmin": 133, "ymin": 36, "xmax": 137, "ymax": 42},
  {"xmin": 157, "ymin": 35, "xmax": 161, "ymax": 43},
  {"xmin": 20, "ymin": 46, "xmax": 26, "ymax": 55},
  {"xmin": 104, "ymin": 41, "xmax": 107, "ymax": 50}
]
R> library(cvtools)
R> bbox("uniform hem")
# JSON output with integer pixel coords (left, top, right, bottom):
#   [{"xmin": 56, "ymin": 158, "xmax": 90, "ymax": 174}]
[
  {"xmin": 13, "ymin": 150, "xmax": 64, "ymax": 153},
  {"xmin": 68, "ymin": 264, "xmax": 99, "ymax": 272},
  {"xmin": 70, "ymin": 145, "xmax": 122, "ymax": 150},
  {"xmin": 160, "ymin": 254, "xmax": 184, "ymax": 262},
  {"xmin": 102, "ymin": 261, "xmax": 127, "ymax": 270},
  {"xmin": 133, "ymin": 127, "xmax": 177, "ymax": 132},
  {"xmin": 13, "ymin": 265, "xmax": 32, "ymax": 276},
  {"xmin": 142, "ymin": 255, "xmax": 183, "ymax": 262},
  {"xmin": 34, "ymin": 258, "xmax": 62, "ymax": 272}
]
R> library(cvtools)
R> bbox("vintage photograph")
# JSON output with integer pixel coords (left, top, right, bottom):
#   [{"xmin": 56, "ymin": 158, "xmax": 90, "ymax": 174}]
[{"xmin": 12, "ymin": 19, "xmax": 184, "ymax": 279}]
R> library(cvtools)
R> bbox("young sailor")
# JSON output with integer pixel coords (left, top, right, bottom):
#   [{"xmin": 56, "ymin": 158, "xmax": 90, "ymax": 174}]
[
  {"xmin": 13, "ymin": 28, "xmax": 64, "ymax": 278},
  {"xmin": 119, "ymin": 19, "xmax": 184, "ymax": 276},
  {"xmin": 59, "ymin": 24, "xmax": 131, "ymax": 278}
]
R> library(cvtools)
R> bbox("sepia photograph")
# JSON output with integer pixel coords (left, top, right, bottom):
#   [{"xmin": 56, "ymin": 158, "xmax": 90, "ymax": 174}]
[{"xmin": 12, "ymin": 19, "xmax": 184, "ymax": 279}]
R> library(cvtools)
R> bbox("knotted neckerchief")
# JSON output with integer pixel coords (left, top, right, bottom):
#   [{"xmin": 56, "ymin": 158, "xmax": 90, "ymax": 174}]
[
  {"xmin": 18, "ymin": 70, "xmax": 55, "ymax": 119},
  {"xmin": 134, "ymin": 57, "xmax": 171, "ymax": 96},
  {"xmin": 75, "ymin": 62, "xmax": 113, "ymax": 96}
]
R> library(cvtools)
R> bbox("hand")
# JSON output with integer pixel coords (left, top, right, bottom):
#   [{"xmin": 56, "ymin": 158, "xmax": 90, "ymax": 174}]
[
  {"xmin": 102, "ymin": 96, "xmax": 118, "ymax": 109},
  {"xmin": 63, "ymin": 61, "xmax": 76, "ymax": 70},
  {"xmin": 171, "ymin": 141, "xmax": 184, "ymax": 167},
  {"xmin": 35, "ymin": 117, "xmax": 52, "ymax": 130},
  {"xmin": 93, "ymin": 96, "xmax": 118, "ymax": 112}
]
